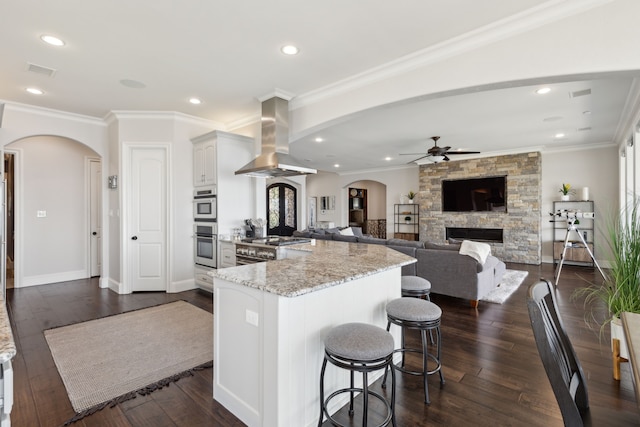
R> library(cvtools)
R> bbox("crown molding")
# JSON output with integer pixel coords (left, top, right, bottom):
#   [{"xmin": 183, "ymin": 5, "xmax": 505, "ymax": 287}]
[
  {"xmin": 290, "ymin": 0, "xmax": 614, "ymax": 110},
  {"xmin": 1, "ymin": 100, "xmax": 106, "ymax": 127},
  {"xmin": 614, "ymin": 77, "xmax": 640, "ymax": 145},
  {"xmin": 105, "ymin": 110, "xmax": 224, "ymax": 129}
]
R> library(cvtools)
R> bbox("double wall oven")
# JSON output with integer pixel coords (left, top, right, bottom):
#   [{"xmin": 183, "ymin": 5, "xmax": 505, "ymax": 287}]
[{"xmin": 194, "ymin": 186, "xmax": 217, "ymax": 269}]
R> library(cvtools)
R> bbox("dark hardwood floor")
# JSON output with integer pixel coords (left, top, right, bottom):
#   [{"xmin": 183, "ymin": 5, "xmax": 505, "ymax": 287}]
[{"xmin": 5, "ymin": 262, "xmax": 640, "ymax": 426}]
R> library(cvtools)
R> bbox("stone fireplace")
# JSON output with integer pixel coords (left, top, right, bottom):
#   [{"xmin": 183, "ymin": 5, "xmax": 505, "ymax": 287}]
[{"xmin": 419, "ymin": 152, "xmax": 541, "ymax": 264}]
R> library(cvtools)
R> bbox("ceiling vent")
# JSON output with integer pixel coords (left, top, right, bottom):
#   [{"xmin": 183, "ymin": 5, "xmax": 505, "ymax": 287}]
[
  {"xmin": 26, "ymin": 62, "xmax": 57, "ymax": 77},
  {"xmin": 570, "ymin": 89, "xmax": 591, "ymax": 98},
  {"xmin": 577, "ymin": 127, "xmax": 592, "ymax": 132}
]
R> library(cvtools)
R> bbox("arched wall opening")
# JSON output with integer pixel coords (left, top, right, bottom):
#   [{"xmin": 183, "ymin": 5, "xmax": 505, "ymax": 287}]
[{"xmin": 6, "ymin": 134, "xmax": 102, "ymax": 287}]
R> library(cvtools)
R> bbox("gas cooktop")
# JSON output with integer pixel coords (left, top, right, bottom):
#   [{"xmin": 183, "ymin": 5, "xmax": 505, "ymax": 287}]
[{"xmin": 240, "ymin": 236, "xmax": 311, "ymax": 246}]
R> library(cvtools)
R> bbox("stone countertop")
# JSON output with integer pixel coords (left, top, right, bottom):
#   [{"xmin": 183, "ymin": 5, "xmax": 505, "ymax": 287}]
[
  {"xmin": 209, "ymin": 239, "xmax": 416, "ymax": 297},
  {"xmin": 0, "ymin": 299, "xmax": 16, "ymax": 363}
]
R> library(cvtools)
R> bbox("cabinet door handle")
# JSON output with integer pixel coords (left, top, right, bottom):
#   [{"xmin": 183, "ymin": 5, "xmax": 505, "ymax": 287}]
[
  {"xmin": 131, "ymin": 236, "xmax": 138, "ymax": 241},
  {"xmin": 92, "ymin": 232, "xmax": 97, "ymax": 236}
]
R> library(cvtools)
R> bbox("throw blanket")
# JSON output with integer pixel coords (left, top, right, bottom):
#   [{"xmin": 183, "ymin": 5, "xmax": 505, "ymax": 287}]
[{"xmin": 459, "ymin": 239, "xmax": 491, "ymax": 264}]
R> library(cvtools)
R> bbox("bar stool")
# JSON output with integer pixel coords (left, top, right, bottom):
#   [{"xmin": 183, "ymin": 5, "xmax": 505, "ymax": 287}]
[
  {"xmin": 382, "ymin": 297, "xmax": 444, "ymax": 404},
  {"xmin": 318, "ymin": 322, "xmax": 396, "ymax": 427},
  {"xmin": 401, "ymin": 276, "xmax": 431, "ymax": 300}
]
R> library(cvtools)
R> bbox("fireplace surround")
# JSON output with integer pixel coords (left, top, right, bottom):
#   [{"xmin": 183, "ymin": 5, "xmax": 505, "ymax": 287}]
[{"xmin": 419, "ymin": 152, "xmax": 541, "ymax": 264}]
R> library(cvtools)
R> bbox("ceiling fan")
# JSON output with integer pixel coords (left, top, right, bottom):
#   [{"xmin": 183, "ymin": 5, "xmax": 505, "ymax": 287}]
[{"xmin": 401, "ymin": 136, "xmax": 480, "ymax": 163}]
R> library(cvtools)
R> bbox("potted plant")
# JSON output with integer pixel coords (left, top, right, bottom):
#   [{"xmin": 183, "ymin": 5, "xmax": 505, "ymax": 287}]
[
  {"xmin": 407, "ymin": 191, "xmax": 416, "ymax": 203},
  {"xmin": 573, "ymin": 197, "xmax": 640, "ymax": 366},
  {"xmin": 559, "ymin": 183, "xmax": 574, "ymax": 201}
]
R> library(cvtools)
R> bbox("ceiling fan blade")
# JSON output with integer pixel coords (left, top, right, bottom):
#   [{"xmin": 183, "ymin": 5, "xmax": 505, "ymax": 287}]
[
  {"xmin": 399, "ymin": 153, "xmax": 429, "ymax": 156},
  {"xmin": 443, "ymin": 155, "xmax": 450, "ymax": 161},
  {"xmin": 445, "ymin": 150, "xmax": 481, "ymax": 155},
  {"xmin": 407, "ymin": 155, "xmax": 429, "ymax": 164}
]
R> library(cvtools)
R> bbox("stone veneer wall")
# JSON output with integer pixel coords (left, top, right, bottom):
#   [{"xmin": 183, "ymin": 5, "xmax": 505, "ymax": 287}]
[{"xmin": 419, "ymin": 152, "xmax": 541, "ymax": 264}]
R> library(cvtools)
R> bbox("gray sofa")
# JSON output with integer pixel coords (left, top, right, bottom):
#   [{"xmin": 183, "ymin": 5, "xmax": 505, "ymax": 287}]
[{"xmin": 294, "ymin": 229, "xmax": 506, "ymax": 307}]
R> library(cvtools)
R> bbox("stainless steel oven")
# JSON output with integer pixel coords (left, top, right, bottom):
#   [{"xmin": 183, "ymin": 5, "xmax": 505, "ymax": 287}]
[
  {"xmin": 193, "ymin": 186, "xmax": 217, "ymax": 222},
  {"xmin": 194, "ymin": 222, "xmax": 217, "ymax": 268}
]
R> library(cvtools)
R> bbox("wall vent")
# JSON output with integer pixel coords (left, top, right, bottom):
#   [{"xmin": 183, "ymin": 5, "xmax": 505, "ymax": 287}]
[
  {"xmin": 26, "ymin": 62, "xmax": 57, "ymax": 77},
  {"xmin": 570, "ymin": 88, "xmax": 591, "ymax": 98}
]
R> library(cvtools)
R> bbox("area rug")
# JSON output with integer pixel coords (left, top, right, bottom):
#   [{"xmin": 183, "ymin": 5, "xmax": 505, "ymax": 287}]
[
  {"xmin": 480, "ymin": 269, "xmax": 529, "ymax": 304},
  {"xmin": 44, "ymin": 300, "xmax": 213, "ymax": 423}
]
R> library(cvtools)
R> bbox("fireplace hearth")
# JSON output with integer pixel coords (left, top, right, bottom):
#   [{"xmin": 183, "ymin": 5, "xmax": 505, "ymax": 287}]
[{"xmin": 446, "ymin": 227, "xmax": 503, "ymax": 243}]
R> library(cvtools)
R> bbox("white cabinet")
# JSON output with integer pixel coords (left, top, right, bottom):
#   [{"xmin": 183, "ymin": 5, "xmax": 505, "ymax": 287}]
[
  {"xmin": 219, "ymin": 241, "xmax": 236, "ymax": 268},
  {"xmin": 194, "ymin": 265, "xmax": 214, "ymax": 292},
  {"xmin": 191, "ymin": 129, "xmax": 255, "ymax": 261},
  {"xmin": 193, "ymin": 138, "xmax": 217, "ymax": 187}
]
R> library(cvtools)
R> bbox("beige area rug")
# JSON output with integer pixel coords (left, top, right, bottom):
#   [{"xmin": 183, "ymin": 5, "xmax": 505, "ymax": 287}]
[
  {"xmin": 44, "ymin": 300, "xmax": 213, "ymax": 424},
  {"xmin": 480, "ymin": 269, "xmax": 529, "ymax": 304}
]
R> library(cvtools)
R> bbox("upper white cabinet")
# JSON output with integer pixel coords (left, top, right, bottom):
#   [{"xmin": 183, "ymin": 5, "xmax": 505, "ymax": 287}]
[
  {"xmin": 193, "ymin": 138, "xmax": 217, "ymax": 187},
  {"xmin": 191, "ymin": 130, "xmax": 256, "ymax": 240}
]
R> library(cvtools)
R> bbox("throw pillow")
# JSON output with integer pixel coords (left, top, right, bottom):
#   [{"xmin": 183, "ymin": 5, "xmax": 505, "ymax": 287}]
[
  {"xmin": 325, "ymin": 227, "xmax": 341, "ymax": 235},
  {"xmin": 350, "ymin": 226, "xmax": 364, "ymax": 237},
  {"xmin": 425, "ymin": 241, "xmax": 460, "ymax": 251}
]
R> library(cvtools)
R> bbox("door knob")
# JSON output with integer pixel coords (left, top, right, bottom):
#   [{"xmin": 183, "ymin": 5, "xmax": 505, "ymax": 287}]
[
  {"xmin": 131, "ymin": 236, "xmax": 138, "ymax": 240},
  {"xmin": 92, "ymin": 232, "xmax": 97, "ymax": 236}
]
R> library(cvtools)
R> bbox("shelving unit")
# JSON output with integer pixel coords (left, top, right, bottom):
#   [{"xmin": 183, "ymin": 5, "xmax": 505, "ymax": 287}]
[
  {"xmin": 552, "ymin": 200, "xmax": 595, "ymax": 267},
  {"xmin": 394, "ymin": 203, "xmax": 419, "ymax": 241},
  {"xmin": 348, "ymin": 188, "xmax": 367, "ymax": 232}
]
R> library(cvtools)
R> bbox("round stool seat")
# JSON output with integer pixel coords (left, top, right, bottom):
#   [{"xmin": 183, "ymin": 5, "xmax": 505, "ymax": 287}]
[
  {"xmin": 386, "ymin": 297, "xmax": 441, "ymax": 322},
  {"xmin": 325, "ymin": 322, "xmax": 395, "ymax": 361},
  {"xmin": 401, "ymin": 276, "xmax": 431, "ymax": 292}
]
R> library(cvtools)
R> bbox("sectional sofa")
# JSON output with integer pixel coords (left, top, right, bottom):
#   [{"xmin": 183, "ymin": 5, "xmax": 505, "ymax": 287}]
[{"xmin": 294, "ymin": 228, "xmax": 506, "ymax": 307}]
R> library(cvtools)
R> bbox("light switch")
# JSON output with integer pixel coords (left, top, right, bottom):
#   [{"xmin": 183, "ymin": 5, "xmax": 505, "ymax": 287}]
[
  {"xmin": 245, "ymin": 309, "xmax": 259, "ymax": 326},
  {"xmin": 37, "ymin": 210, "xmax": 46, "ymax": 218}
]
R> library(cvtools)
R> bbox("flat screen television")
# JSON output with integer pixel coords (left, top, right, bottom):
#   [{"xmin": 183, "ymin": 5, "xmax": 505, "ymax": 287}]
[{"xmin": 442, "ymin": 176, "xmax": 506, "ymax": 212}]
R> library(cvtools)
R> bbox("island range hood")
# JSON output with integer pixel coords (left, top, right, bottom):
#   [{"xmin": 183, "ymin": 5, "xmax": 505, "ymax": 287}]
[{"xmin": 235, "ymin": 96, "xmax": 317, "ymax": 178}]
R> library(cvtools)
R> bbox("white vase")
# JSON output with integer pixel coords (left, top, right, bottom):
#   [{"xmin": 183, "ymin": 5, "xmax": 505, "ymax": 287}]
[
  {"xmin": 408, "ymin": 199, "xmax": 414, "ymax": 204},
  {"xmin": 561, "ymin": 194, "xmax": 570, "ymax": 201},
  {"xmin": 611, "ymin": 316, "xmax": 629, "ymax": 359}
]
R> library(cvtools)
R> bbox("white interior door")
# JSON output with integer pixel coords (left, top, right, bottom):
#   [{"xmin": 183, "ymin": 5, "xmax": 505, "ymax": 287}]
[
  {"xmin": 129, "ymin": 146, "xmax": 167, "ymax": 292},
  {"xmin": 89, "ymin": 158, "xmax": 101, "ymax": 277}
]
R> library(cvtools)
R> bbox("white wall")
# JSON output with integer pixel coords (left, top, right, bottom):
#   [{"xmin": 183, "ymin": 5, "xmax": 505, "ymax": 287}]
[
  {"xmin": 8, "ymin": 136, "xmax": 98, "ymax": 285},
  {"xmin": 108, "ymin": 112, "xmax": 216, "ymax": 293},
  {"xmin": 541, "ymin": 145, "xmax": 618, "ymax": 265}
]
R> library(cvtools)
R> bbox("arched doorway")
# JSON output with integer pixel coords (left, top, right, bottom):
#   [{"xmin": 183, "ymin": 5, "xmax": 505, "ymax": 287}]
[
  {"xmin": 267, "ymin": 182, "xmax": 297, "ymax": 236},
  {"xmin": 6, "ymin": 135, "xmax": 101, "ymax": 287}
]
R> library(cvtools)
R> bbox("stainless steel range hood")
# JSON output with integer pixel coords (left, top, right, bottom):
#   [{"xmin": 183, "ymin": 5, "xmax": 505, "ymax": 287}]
[{"xmin": 235, "ymin": 96, "xmax": 317, "ymax": 178}]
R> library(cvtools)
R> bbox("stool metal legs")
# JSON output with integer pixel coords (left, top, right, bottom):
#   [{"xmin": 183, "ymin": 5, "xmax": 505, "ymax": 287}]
[
  {"xmin": 318, "ymin": 352, "xmax": 396, "ymax": 427},
  {"xmin": 382, "ymin": 319, "xmax": 444, "ymax": 404}
]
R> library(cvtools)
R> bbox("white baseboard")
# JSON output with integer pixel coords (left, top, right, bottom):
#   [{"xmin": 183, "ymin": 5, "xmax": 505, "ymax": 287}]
[
  {"xmin": 169, "ymin": 278, "xmax": 197, "ymax": 293},
  {"xmin": 107, "ymin": 277, "xmax": 124, "ymax": 293},
  {"xmin": 19, "ymin": 270, "xmax": 87, "ymax": 288}
]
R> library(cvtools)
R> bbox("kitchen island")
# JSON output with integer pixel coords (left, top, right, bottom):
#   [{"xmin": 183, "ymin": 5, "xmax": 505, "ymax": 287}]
[{"xmin": 209, "ymin": 239, "xmax": 415, "ymax": 427}]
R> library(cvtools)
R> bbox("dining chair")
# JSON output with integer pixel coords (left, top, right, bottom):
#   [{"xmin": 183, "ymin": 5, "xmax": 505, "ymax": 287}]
[{"xmin": 527, "ymin": 279, "xmax": 590, "ymax": 427}]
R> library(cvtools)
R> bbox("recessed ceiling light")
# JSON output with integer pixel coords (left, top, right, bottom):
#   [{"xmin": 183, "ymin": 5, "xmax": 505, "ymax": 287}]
[
  {"xmin": 315, "ymin": 137, "xmax": 323, "ymax": 143},
  {"xmin": 554, "ymin": 133, "xmax": 566, "ymax": 139},
  {"xmin": 189, "ymin": 97, "xmax": 202, "ymax": 105},
  {"xmin": 120, "ymin": 79, "xmax": 146, "ymax": 89},
  {"xmin": 281, "ymin": 45, "xmax": 299, "ymax": 55},
  {"xmin": 334, "ymin": 164, "xmax": 340, "ymax": 168},
  {"xmin": 40, "ymin": 35, "xmax": 65, "ymax": 46},
  {"xmin": 536, "ymin": 87, "xmax": 551, "ymax": 95},
  {"xmin": 384, "ymin": 157, "xmax": 392, "ymax": 161},
  {"xmin": 26, "ymin": 87, "xmax": 44, "ymax": 95}
]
